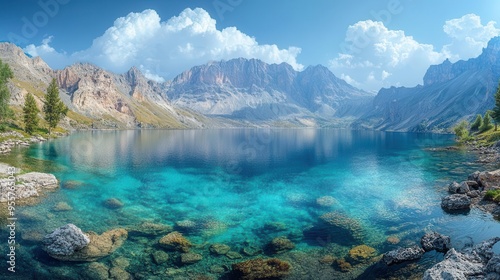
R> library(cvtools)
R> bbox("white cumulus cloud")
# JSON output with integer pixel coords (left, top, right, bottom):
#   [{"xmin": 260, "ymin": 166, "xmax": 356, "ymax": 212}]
[
  {"xmin": 24, "ymin": 8, "xmax": 303, "ymax": 80},
  {"xmin": 442, "ymin": 14, "xmax": 500, "ymax": 61},
  {"xmin": 330, "ymin": 14, "xmax": 500, "ymax": 92},
  {"xmin": 329, "ymin": 20, "xmax": 444, "ymax": 92}
]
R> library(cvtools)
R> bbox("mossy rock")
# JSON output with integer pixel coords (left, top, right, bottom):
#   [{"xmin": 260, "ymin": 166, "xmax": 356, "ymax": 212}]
[{"xmin": 232, "ymin": 258, "xmax": 291, "ymax": 280}]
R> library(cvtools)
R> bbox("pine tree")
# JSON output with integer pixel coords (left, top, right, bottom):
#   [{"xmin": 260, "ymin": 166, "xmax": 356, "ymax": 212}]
[
  {"xmin": 0, "ymin": 59, "xmax": 13, "ymax": 124},
  {"xmin": 471, "ymin": 114, "xmax": 483, "ymax": 131},
  {"xmin": 453, "ymin": 120, "xmax": 469, "ymax": 141},
  {"xmin": 43, "ymin": 78, "xmax": 68, "ymax": 134},
  {"xmin": 480, "ymin": 112, "xmax": 494, "ymax": 133},
  {"xmin": 23, "ymin": 93, "xmax": 39, "ymax": 134},
  {"xmin": 491, "ymin": 81, "xmax": 500, "ymax": 131}
]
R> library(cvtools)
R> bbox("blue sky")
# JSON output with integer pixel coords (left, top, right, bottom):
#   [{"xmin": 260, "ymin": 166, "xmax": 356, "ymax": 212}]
[{"xmin": 1, "ymin": 0, "xmax": 500, "ymax": 92}]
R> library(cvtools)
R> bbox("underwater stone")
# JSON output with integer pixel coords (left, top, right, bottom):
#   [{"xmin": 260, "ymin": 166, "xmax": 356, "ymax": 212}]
[
  {"xmin": 232, "ymin": 258, "xmax": 292, "ymax": 280},
  {"xmin": 111, "ymin": 257, "xmax": 130, "ymax": 269},
  {"xmin": 318, "ymin": 211, "xmax": 365, "ymax": 241},
  {"xmin": 53, "ymin": 202, "xmax": 73, "ymax": 212},
  {"xmin": 316, "ymin": 196, "xmax": 336, "ymax": 207},
  {"xmin": 319, "ymin": 255, "xmax": 335, "ymax": 265},
  {"xmin": 180, "ymin": 253, "xmax": 203, "ymax": 264},
  {"xmin": 226, "ymin": 251, "xmax": 243, "ymax": 259},
  {"xmin": 45, "ymin": 227, "xmax": 128, "ymax": 262},
  {"xmin": 158, "ymin": 231, "xmax": 192, "ymax": 252},
  {"xmin": 334, "ymin": 259, "xmax": 352, "ymax": 272},
  {"xmin": 103, "ymin": 198, "xmax": 124, "ymax": 209},
  {"xmin": 175, "ymin": 219, "xmax": 197, "ymax": 232},
  {"xmin": 441, "ymin": 194, "xmax": 471, "ymax": 211},
  {"xmin": 43, "ymin": 224, "xmax": 90, "ymax": 256},
  {"xmin": 152, "ymin": 250, "xmax": 169, "ymax": 265},
  {"xmin": 109, "ymin": 266, "xmax": 131, "ymax": 279},
  {"xmin": 383, "ymin": 245, "xmax": 425, "ymax": 265},
  {"xmin": 421, "ymin": 232, "xmax": 451, "ymax": 252},
  {"xmin": 85, "ymin": 262, "xmax": 110, "ymax": 280},
  {"xmin": 348, "ymin": 245, "xmax": 377, "ymax": 263},
  {"xmin": 209, "ymin": 243, "xmax": 231, "ymax": 255},
  {"xmin": 269, "ymin": 237, "xmax": 295, "ymax": 254},
  {"xmin": 386, "ymin": 236, "xmax": 400, "ymax": 244},
  {"xmin": 130, "ymin": 221, "xmax": 173, "ymax": 236},
  {"xmin": 62, "ymin": 180, "xmax": 84, "ymax": 189}
]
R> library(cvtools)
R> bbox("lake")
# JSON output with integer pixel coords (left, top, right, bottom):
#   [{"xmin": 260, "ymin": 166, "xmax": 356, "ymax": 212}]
[{"xmin": 1, "ymin": 129, "xmax": 499, "ymax": 279}]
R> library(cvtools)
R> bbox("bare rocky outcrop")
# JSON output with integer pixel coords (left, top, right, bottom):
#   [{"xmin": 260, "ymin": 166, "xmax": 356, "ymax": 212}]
[
  {"xmin": 441, "ymin": 194, "xmax": 471, "ymax": 211},
  {"xmin": 43, "ymin": 224, "xmax": 128, "ymax": 262},
  {"xmin": 43, "ymin": 224, "xmax": 90, "ymax": 256},
  {"xmin": 421, "ymin": 232, "xmax": 451, "ymax": 252},
  {"xmin": 0, "ymin": 171, "xmax": 59, "ymax": 202},
  {"xmin": 382, "ymin": 245, "xmax": 425, "ymax": 265},
  {"xmin": 423, "ymin": 237, "xmax": 500, "ymax": 280}
]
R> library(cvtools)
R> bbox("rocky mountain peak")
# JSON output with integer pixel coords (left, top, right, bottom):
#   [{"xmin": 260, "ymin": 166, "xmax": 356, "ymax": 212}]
[{"xmin": 423, "ymin": 37, "xmax": 500, "ymax": 86}]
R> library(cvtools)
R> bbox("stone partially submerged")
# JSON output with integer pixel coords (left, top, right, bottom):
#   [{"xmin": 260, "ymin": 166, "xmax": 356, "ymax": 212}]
[
  {"xmin": 43, "ymin": 224, "xmax": 90, "ymax": 256},
  {"xmin": 421, "ymin": 232, "xmax": 451, "ymax": 252},
  {"xmin": 43, "ymin": 224, "xmax": 128, "ymax": 262},
  {"xmin": 441, "ymin": 194, "xmax": 471, "ymax": 211},
  {"xmin": 423, "ymin": 237, "xmax": 500, "ymax": 280},
  {"xmin": 0, "ymin": 172, "xmax": 59, "ymax": 202},
  {"xmin": 383, "ymin": 245, "xmax": 425, "ymax": 265}
]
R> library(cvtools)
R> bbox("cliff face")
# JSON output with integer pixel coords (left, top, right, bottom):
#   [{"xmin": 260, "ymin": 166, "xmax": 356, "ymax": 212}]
[
  {"xmin": 357, "ymin": 37, "xmax": 500, "ymax": 132},
  {"xmin": 0, "ymin": 43, "xmax": 205, "ymax": 129},
  {"xmin": 167, "ymin": 58, "xmax": 373, "ymax": 120}
]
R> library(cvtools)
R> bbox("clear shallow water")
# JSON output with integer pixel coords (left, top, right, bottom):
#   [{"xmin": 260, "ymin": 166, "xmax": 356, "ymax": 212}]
[{"xmin": 1, "ymin": 129, "xmax": 500, "ymax": 279}]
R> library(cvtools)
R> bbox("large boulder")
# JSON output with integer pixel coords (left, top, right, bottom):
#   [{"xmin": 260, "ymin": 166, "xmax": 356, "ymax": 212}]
[
  {"xmin": 423, "ymin": 238, "xmax": 500, "ymax": 280},
  {"xmin": 421, "ymin": 232, "xmax": 451, "ymax": 252},
  {"xmin": 44, "ymin": 225, "xmax": 128, "ymax": 262},
  {"xmin": 0, "ymin": 172, "xmax": 59, "ymax": 202},
  {"xmin": 383, "ymin": 245, "xmax": 425, "ymax": 266},
  {"xmin": 43, "ymin": 224, "xmax": 90, "ymax": 256},
  {"xmin": 448, "ymin": 181, "xmax": 470, "ymax": 194},
  {"xmin": 477, "ymin": 169, "xmax": 500, "ymax": 189},
  {"xmin": 348, "ymin": 245, "xmax": 377, "ymax": 263},
  {"xmin": 441, "ymin": 194, "xmax": 471, "ymax": 211},
  {"xmin": 17, "ymin": 172, "xmax": 58, "ymax": 189}
]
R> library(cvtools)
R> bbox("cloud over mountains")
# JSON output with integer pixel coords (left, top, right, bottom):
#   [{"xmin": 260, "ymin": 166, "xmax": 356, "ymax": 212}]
[
  {"xmin": 24, "ymin": 9, "xmax": 499, "ymax": 92},
  {"xmin": 25, "ymin": 8, "xmax": 303, "ymax": 82},
  {"xmin": 329, "ymin": 14, "xmax": 500, "ymax": 92}
]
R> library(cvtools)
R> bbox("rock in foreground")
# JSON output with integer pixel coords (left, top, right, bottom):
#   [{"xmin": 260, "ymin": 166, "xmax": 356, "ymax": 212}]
[
  {"xmin": 423, "ymin": 237, "xmax": 500, "ymax": 280},
  {"xmin": 421, "ymin": 232, "xmax": 451, "ymax": 252},
  {"xmin": 383, "ymin": 245, "xmax": 425, "ymax": 265},
  {"xmin": 43, "ymin": 224, "xmax": 90, "ymax": 256},
  {"xmin": 441, "ymin": 194, "xmax": 471, "ymax": 211},
  {"xmin": 43, "ymin": 225, "xmax": 128, "ymax": 262}
]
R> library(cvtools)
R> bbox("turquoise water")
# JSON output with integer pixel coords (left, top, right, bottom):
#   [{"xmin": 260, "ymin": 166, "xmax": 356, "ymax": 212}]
[{"xmin": 1, "ymin": 129, "xmax": 500, "ymax": 279}]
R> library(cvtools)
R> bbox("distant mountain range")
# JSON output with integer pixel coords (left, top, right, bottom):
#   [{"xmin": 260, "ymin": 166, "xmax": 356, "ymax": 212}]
[{"xmin": 0, "ymin": 37, "xmax": 499, "ymax": 131}]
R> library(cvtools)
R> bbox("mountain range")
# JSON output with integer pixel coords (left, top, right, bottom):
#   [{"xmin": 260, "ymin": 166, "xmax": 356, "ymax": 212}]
[{"xmin": 1, "ymin": 36, "xmax": 499, "ymax": 131}]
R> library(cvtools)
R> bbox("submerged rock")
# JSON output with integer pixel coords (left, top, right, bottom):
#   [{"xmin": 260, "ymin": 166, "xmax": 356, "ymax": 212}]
[
  {"xmin": 180, "ymin": 253, "xmax": 203, "ymax": 265},
  {"xmin": 348, "ymin": 245, "xmax": 377, "ymax": 263},
  {"xmin": 152, "ymin": 250, "xmax": 169, "ymax": 265},
  {"xmin": 53, "ymin": 202, "xmax": 73, "ymax": 212},
  {"xmin": 334, "ymin": 258, "xmax": 352, "ymax": 272},
  {"xmin": 43, "ymin": 224, "xmax": 90, "ymax": 256},
  {"xmin": 383, "ymin": 245, "xmax": 425, "ymax": 265},
  {"xmin": 44, "ymin": 225, "xmax": 128, "ymax": 262},
  {"xmin": 85, "ymin": 262, "xmax": 110, "ymax": 280},
  {"xmin": 226, "ymin": 251, "xmax": 243, "ymax": 259},
  {"xmin": 209, "ymin": 243, "xmax": 231, "ymax": 255},
  {"xmin": 423, "ymin": 237, "xmax": 500, "ymax": 280},
  {"xmin": 441, "ymin": 194, "xmax": 471, "ymax": 211},
  {"xmin": 269, "ymin": 236, "xmax": 295, "ymax": 254},
  {"xmin": 129, "ymin": 221, "xmax": 173, "ymax": 236},
  {"xmin": 316, "ymin": 196, "xmax": 336, "ymax": 207},
  {"xmin": 317, "ymin": 211, "xmax": 365, "ymax": 242},
  {"xmin": 158, "ymin": 231, "xmax": 192, "ymax": 252},
  {"xmin": 62, "ymin": 180, "xmax": 84, "ymax": 189},
  {"xmin": 232, "ymin": 258, "xmax": 291, "ymax": 280},
  {"xmin": 103, "ymin": 198, "xmax": 124, "ymax": 209},
  {"xmin": 109, "ymin": 266, "xmax": 131, "ymax": 279},
  {"xmin": 421, "ymin": 232, "xmax": 451, "ymax": 252}
]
